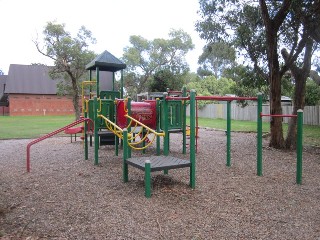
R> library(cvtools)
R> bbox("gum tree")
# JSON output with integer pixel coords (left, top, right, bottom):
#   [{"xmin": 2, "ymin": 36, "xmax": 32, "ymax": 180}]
[
  {"xmin": 122, "ymin": 29, "xmax": 194, "ymax": 97},
  {"xmin": 196, "ymin": 0, "xmax": 317, "ymax": 149},
  {"xmin": 34, "ymin": 22, "xmax": 96, "ymax": 119}
]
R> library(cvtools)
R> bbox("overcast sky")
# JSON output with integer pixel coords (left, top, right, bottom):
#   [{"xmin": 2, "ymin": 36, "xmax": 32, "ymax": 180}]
[{"xmin": 0, "ymin": 0, "xmax": 206, "ymax": 74}]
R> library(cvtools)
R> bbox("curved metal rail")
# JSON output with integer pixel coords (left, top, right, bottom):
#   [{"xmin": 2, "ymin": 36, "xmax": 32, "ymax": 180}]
[
  {"xmin": 98, "ymin": 114, "xmax": 164, "ymax": 150},
  {"xmin": 26, "ymin": 117, "xmax": 93, "ymax": 172}
]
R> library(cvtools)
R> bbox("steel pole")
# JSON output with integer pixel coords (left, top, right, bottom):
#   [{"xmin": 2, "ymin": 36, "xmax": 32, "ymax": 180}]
[
  {"xmin": 257, "ymin": 93, "xmax": 263, "ymax": 176},
  {"xmin": 296, "ymin": 109, "xmax": 303, "ymax": 184},
  {"xmin": 226, "ymin": 101, "xmax": 231, "ymax": 167}
]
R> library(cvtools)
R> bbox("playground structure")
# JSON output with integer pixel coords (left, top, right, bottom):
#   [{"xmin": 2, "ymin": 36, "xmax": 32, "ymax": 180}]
[
  {"xmin": 80, "ymin": 51, "xmax": 196, "ymax": 198},
  {"xmin": 26, "ymin": 50, "xmax": 304, "ymax": 198}
]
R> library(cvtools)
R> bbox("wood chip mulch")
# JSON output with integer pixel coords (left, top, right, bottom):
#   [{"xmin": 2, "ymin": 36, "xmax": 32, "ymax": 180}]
[{"xmin": 0, "ymin": 129, "xmax": 319, "ymax": 239}]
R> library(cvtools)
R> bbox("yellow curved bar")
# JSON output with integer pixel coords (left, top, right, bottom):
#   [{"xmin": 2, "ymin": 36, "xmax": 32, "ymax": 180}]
[
  {"xmin": 129, "ymin": 129, "xmax": 151, "ymax": 146},
  {"xmin": 125, "ymin": 114, "xmax": 165, "ymax": 137},
  {"xmin": 128, "ymin": 133, "xmax": 157, "ymax": 150},
  {"xmin": 98, "ymin": 114, "xmax": 163, "ymax": 151},
  {"xmin": 84, "ymin": 99, "xmax": 89, "ymax": 113},
  {"xmin": 129, "ymin": 124, "xmax": 144, "ymax": 142},
  {"xmin": 97, "ymin": 98, "xmax": 102, "ymax": 113},
  {"xmin": 99, "ymin": 114, "xmax": 123, "ymax": 134}
]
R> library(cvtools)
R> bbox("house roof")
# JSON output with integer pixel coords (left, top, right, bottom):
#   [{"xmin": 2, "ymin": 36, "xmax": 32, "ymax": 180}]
[
  {"xmin": 86, "ymin": 50, "xmax": 126, "ymax": 72},
  {"xmin": 4, "ymin": 64, "xmax": 114, "ymax": 95},
  {"xmin": 5, "ymin": 64, "xmax": 57, "ymax": 94}
]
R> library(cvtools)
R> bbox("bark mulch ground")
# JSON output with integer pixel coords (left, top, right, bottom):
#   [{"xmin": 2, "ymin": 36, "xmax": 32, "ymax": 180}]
[{"xmin": 0, "ymin": 129, "xmax": 319, "ymax": 239}]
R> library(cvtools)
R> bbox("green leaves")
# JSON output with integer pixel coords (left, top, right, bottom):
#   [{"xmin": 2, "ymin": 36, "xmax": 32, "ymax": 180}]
[
  {"xmin": 34, "ymin": 21, "xmax": 97, "ymax": 118},
  {"xmin": 122, "ymin": 29, "xmax": 194, "ymax": 95}
]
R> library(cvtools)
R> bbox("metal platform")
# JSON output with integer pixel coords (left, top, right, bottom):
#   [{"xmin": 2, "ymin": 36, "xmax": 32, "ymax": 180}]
[{"xmin": 126, "ymin": 155, "xmax": 191, "ymax": 172}]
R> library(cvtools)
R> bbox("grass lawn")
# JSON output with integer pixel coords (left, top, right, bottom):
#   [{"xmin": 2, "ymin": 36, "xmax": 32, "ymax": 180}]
[
  {"xmin": 187, "ymin": 117, "xmax": 320, "ymax": 147},
  {"xmin": 0, "ymin": 115, "xmax": 75, "ymax": 139},
  {"xmin": 0, "ymin": 115, "xmax": 319, "ymax": 147}
]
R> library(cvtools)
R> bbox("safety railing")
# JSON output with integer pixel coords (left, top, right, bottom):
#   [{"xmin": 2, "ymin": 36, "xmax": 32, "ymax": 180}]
[
  {"xmin": 98, "ymin": 114, "xmax": 165, "ymax": 150},
  {"xmin": 27, "ymin": 117, "xmax": 93, "ymax": 172}
]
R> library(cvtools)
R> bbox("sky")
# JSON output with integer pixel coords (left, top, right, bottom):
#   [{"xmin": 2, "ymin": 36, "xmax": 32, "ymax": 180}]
[{"xmin": 0, "ymin": 0, "xmax": 206, "ymax": 74}]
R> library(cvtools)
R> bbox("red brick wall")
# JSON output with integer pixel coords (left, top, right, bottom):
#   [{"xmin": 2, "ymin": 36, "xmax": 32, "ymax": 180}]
[
  {"xmin": 9, "ymin": 94, "xmax": 76, "ymax": 116},
  {"xmin": 0, "ymin": 106, "xmax": 9, "ymax": 116}
]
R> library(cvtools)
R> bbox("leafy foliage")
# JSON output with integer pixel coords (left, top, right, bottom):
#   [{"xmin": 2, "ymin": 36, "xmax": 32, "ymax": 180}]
[
  {"xmin": 122, "ymin": 29, "xmax": 194, "ymax": 97},
  {"xmin": 197, "ymin": 42, "xmax": 236, "ymax": 78},
  {"xmin": 305, "ymin": 79, "xmax": 320, "ymax": 105},
  {"xmin": 34, "ymin": 22, "xmax": 96, "ymax": 118},
  {"xmin": 186, "ymin": 76, "xmax": 236, "ymax": 108},
  {"xmin": 150, "ymin": 69, "xmax": 184, "ymax": 92},
  {"xmin": 196, "ymin": 0, "xmax": 319, "ymax": 149}
]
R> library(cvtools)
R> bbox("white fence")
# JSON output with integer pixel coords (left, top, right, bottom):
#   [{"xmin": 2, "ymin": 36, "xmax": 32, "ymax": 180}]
[{"xmin": 187, "ymin": 104, "xmax": 320, "ymax": 126}]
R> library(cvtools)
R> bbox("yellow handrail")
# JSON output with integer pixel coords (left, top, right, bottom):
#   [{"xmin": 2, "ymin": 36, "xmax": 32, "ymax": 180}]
[
  {"xmin": 98, "ymin": 114, "xmax": 165, "ymax": 151},
  {"xmin": 129, "ymin": 129, "xmax": 151, "ymax": 146},
  {"xmin": 124, "ymin": 114, "xmax": 165, "ymax": 137},
  {"xmin": 98, "ymin": 114, "xmax": 124, "ymax": 138},
  {"xmin": 129, "ymin": 133, "xmax": 157, "ymax": 150}
]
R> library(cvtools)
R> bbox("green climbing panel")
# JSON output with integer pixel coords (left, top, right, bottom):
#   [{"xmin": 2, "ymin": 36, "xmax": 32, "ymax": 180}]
[{"xmin": 160, "ymin": 100, "xmax": 183, "ymax": 130}]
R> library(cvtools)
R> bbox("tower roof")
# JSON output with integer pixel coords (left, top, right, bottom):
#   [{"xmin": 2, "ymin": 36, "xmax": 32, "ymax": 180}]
[{"xmin": 86, "ymin": 50, "xmax": 126, "ymax": 72}]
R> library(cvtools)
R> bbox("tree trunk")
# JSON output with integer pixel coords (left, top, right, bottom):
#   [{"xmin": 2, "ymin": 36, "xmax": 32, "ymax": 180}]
[
  {"xmin": 71, "ymin": 76, "xmax": 81, "ymax": 120},
  {"xmin": 259, "ymin": 0, "xmax": 292, "ymax": 149},
  {"xmin": 269, "ymin": 71, "xmax": 285, "ymax": 148},
  {"xmin": 266, "ymin": 31, "xmax": 285, "ymax": 149},
  {"xmin": 285, "ymin": 80, "xmax": 304, "ymax": 149},
  {"xmin": 284, "ymin": 39, "xmax": 313, "ymax": 149}
]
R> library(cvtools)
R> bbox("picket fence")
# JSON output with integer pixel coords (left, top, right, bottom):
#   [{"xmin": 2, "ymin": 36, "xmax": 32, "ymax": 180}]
[{"xmin": 187, "ymin": 103, "xmax": 320, "ymax": 126}]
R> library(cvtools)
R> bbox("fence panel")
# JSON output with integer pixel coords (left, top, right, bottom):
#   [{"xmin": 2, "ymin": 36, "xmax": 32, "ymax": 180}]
[{"xmin": 187, "ymin": 104, "xmax": 320, "ymax": 126}]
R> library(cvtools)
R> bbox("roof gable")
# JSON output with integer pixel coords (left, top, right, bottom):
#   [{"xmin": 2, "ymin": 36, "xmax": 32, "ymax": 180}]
[{"xmin": 5, "ymin": 64, "xmax": 57, "ymax": 94}]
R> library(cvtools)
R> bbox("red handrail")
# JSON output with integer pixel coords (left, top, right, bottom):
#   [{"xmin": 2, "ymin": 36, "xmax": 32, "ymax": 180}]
[
  {"xmin": 26, "ymin": 117, "xmax": 93, "ymax": 172},
  {"xmin": 195, "ymin": 96, "xmax": 258, "ymax": 101}
]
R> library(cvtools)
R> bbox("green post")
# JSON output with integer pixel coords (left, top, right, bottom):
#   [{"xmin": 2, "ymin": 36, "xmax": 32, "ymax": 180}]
[
  {"xmin": 257, "ymin": 93, "xmax": 263, "ymax": 176},
  {"xmin": 296, "ymin": 109, "xmax": 303, "ymax": 184},
  {"xmin": 145, "ymin": 160, "xmax": 151, "ymax": 198},
  {"xmin": 226, "ymin": 101, "xmax": 231, "ymax": 167},
  {"xmin": 115, "ymin": 102, "xmax": 119, "ymax": 156},
  {"xmin": 123, "ymin": 129, "xmax": 129, "ymax": 182},
  {"xmin": 84, "ymin": 103, "xmax": 88, "ymax": 160},
  {"xmin": 189, "ymin": 90, "xmax": 196, "ymax": 189},
  {"xmin": 96, "ymin": 67, "xmax": 100, "ymax": 98},
  {"xmin": 163, "ymin": 92, "xmax": 169, "ymax": 156},
  {"xmin": 156, "ymin": 98, "xmax": 161, "ymax": 155},
  {"xmin": 127, "ymin": 97, "xmax": 132, "ymax": 158},
  {"xmin": 94, "ymin": 97, "xmax": 99, "ymax": 165},
  {"xmin": 89, "ymin": 70, "xmax": 92, "ymax": 96},
  {"xmin": 115, "ymin": 136, "xmax": 119, "ymax": 156},
  {"xmin": 121, "ymin": 70, "xmax": 124, "ymax": 99},
  {"xmin": 182, "ymin": 86, "xmax": 187, "ymax": 154}
]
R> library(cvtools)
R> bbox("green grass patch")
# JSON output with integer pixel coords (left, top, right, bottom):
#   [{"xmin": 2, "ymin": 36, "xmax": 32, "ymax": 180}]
[
  {"xmin": 187, "ymin": 117, "xmax": 320, "ymax": 147},
  {"xmin": 0, "ymin": 115, "xmax": 75, "ymax": 139},
  {"xmin": 0, "ymin": 115, "xmax": 319, "ymax": 147}
]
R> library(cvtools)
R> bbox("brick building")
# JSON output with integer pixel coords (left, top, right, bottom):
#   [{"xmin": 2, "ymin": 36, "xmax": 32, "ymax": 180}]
[
  {"xmin": 2, "ymin": 64, "xmax": 112, "ymax": 116},
  {"xmin": 0, "ymin": 74, "xmax": 9, "ymax": 115}
]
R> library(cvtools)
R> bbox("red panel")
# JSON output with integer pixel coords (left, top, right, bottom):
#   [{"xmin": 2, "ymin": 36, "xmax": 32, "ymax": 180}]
[{"xmin": 117, "ymin": 100, "xmax": 157, "ymax": 130}]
